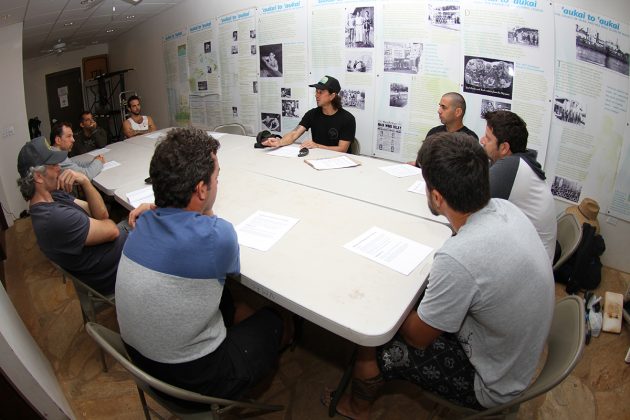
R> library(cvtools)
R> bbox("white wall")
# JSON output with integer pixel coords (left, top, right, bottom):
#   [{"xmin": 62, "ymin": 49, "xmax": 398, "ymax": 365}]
[
  {"xmin": 23, "ymin": 43, "xmax": 109, "ymax": 142},
  {"xmin": 111, "ymin": 0, "xmax": 630, "ymax": 272},
  {"xmin": 0, "ymin": 23, "xmax": 31, "ymax": 227}
]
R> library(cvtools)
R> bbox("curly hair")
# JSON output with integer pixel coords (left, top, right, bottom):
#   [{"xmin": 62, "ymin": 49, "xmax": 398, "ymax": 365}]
[
  {"xmin": 417, "ymin": 131, "xmax": 489, "ymax": 214},
  {"xmin": 150, "ymin": 128, "xmax": 220, "ymax": 208},
  {"xmin": 482, "ymin": 110, "xmax": 528, "ymax": 153}
]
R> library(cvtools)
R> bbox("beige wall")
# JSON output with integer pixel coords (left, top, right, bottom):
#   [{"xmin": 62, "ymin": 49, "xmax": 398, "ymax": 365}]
[{"xmin": 0, "ymin": 23, "xmax": 30, "ymax": 227}]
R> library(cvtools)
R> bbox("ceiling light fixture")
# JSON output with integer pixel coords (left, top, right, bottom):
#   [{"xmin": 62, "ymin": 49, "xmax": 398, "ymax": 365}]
[
  {"xmin": 64, "ymin": 22, "xmax": 73, "ymax": 26},
  {"xmin": 106, "ymin": 29, "xmax": 115, "ymax": 33},
  {"xmin": 126, "ymin": 15, "xmax": 135, "ymax": 19}
]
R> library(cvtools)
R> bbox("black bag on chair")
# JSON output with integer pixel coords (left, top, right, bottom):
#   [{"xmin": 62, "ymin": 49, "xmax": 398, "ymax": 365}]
[{"xmin": 554, "ymin": 223, "xmax": 606, "ymax": 294}]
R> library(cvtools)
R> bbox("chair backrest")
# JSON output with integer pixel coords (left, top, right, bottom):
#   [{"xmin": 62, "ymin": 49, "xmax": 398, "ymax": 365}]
[
  {"xmin": 49, "ymin": 261, "xmax": 115, "ymax": 308},
  {"xmin": 213, "ymin": 123, "xmax": 246, "ymax": 136},
  {"xmin": 467, "ymin": 295, "xmax": 585, "ymax": 419},
  {"xmin": 553, "ymin": 213, "xmax": 582, "ymax": 271},
  {"xmin": 349, "ymin": 137, "xmax": 360, "ymax": 155},
  {"xmin": 85, "ymin": 322, "xmax": 282, "ymax": 413}
]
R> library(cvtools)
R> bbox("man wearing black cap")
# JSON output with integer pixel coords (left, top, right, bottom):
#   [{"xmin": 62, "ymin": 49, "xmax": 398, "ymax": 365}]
[
  {"xmin": 17, "ymin": 136, "xmax": 126, "ymax": 294},
  {"xmin": 262, "ymin": 75, "xmax": 356, "ymax": 153}
]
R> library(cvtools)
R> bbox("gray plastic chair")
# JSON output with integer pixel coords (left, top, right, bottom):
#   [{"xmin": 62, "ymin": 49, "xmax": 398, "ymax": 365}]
[
  {"xmin": 213, "ymin": 123, "xmax": 246, "ymax": 136},
  {"xmin": 86, "ymin": 322, "xmax": 284, "ymax": 420},
  {"xmin": 349, "ymin": 137, "xmax": 360, "ymax": 155},
  {"xmin": 50, "ymin": 261, "xmax": 115, "ymax": 371},
  {"xmin": 553, "ymin": 213, "xmax": 583, "ymax": 271},
  {"xmin": 423, "ymin": 295, "xmax": 586, "ymax": 420}
]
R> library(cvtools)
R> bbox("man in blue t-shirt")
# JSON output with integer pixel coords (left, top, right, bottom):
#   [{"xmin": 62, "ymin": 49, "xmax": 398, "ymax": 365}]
[
  {"xmin": 263, "ymin": 75, "xmax": 356, "ymax": 153},
  {"xmin": 116, "ymin": 128, "xmax": 287, "ymax": 399},
  {"xmin": 17, "ymin": 136, "xmax": 125, "ymax": 294}
]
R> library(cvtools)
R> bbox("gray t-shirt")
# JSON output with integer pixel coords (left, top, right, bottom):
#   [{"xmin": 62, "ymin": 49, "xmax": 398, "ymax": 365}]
[{"xmin": 418, "ymin": 199, "xmax": 554, "ymax": 408}]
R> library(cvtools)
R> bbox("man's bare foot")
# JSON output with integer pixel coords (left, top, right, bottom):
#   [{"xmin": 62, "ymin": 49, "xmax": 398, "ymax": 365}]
[{"xmin": 321, "ymin": 387, "xmax": 369, "ymax": 420}]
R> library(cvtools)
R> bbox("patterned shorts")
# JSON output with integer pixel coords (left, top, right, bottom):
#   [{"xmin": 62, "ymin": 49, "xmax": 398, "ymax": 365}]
[{"xmin": 376, "ymin": 333, "xmax": 483, "ymax": 409}]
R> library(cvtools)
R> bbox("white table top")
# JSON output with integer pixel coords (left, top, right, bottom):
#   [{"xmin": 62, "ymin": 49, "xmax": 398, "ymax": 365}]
[
  {"xmin": 96, "ymin": 130, "xmax": 453, "ymax": 345},
  {"xmin": 91, "ymin": 141, "xmax": 153, "ymax": 195}
]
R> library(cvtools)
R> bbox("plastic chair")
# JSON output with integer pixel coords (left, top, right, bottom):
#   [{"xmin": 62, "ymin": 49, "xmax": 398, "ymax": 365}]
[
  {"xmin": 553, "ymin": 213, "xmax": 583, "ymax": 271},
  {"xmin": 213, "ymin": 123, "xmax": 246, "ymax": 136},
  {"xmin": 85, "ymin": 322, "xmax": 284, "ymax": 420},
  {"xmin": 349, "ymin": 137, "xmax": 361, "ymax": 155},
  {"xmin": 423, "ymin": 295, "xmax": 585, "ymax": 420},
  {"xmin": 50, "ymin": 261, "xmax": 115, "ymax": 371}
]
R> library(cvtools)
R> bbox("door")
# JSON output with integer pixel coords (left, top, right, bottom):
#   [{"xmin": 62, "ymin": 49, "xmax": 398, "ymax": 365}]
[{"xmin": 45, "ymin": 67, "xmax": 84, "ymax": 128}]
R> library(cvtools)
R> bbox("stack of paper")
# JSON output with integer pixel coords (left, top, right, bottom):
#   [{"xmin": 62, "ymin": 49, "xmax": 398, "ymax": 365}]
[
  {"xmin": 304, "ymin": 156, "xmax": 360, "ymax": 170},
  {"xmin": 126, "ymin": 185, "xmax": 154, "ymax": 209},
  {"xmin": 266, "ymin": 145, "xmax": 301, "ymax": 157}
]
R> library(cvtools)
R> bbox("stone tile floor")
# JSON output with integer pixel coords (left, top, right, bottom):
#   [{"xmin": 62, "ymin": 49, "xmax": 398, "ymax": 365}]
[{"xmin": 4, "ymin": 218, "xmax": 630, "ymax": 419}]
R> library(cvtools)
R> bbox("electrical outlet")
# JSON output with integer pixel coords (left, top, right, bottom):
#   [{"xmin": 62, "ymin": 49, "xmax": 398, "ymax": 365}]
[{"xmin": 1, "ymin": 125, "xmax": 15, "ymax": 138}]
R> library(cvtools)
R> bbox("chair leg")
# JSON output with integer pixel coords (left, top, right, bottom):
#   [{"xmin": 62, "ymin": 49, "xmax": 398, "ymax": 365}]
[
  {"xmin": 328, "ymin": 346, "xmax": 357, "ymax": 417},
  {"xmin": 137, "ymin": 387, "xmax": 152, "ymax": 420},
  {"xmin": 98, "ymin": 347, "xmax": 108, "ymax": 372}
]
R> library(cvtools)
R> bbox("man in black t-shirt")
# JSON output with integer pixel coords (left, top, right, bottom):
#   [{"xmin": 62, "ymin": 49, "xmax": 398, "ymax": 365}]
[
  {"xmin": 17, "ymin": 136, "xmax": 126, "ymax": 294},
  {"xmin": 426, "ymin": 92, "xmax": 478, "ymax": 140},
  {"xmin": 262, "ymin": 75, "xmax": 356, "ymax": 153}
]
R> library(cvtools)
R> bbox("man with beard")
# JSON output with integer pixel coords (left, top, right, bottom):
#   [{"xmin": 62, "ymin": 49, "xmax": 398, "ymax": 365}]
[{"xmin": 122, "ymin": 95, "xmax": 157, "ymax": 138}]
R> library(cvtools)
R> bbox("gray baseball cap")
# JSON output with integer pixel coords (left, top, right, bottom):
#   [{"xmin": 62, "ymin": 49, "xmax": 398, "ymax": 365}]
[{"xmin": 17, "ymin": 136, "xmax": 67, "ymax": 178}]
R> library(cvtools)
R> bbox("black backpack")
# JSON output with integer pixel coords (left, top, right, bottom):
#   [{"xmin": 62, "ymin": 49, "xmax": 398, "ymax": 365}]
[{"xmin": 554, "ymin": 222, "xmax": 605, "ymax": 294}]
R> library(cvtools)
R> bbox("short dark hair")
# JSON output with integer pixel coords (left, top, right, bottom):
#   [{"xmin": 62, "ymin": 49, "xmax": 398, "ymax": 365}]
[
  {"xmin": 482, "ymin": 110, "xmax": 528, "ymax": 153},
  {"xmin": 443, "ymin": 92, "xmax": 466, "ymax": 116},
  {"xmin": 50, "ymin": 121, "xmax": 72, "ymax": 143},
  {"xmin": 127, "ymin": 95, "xmax": 140, "ymax": 108},
  {"xmin": 79, "ymin": 111, "xmax": 92, "ymax": 121},
  {"xmin": 418, "ymin": 132, "xmax": 490, "ymax": 213},
  {"xmin": 150, "ymin": 128, "xmax": 220, "ymax": 208}
]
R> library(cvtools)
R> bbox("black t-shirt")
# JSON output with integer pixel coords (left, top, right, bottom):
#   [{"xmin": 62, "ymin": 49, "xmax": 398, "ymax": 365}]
[
  {"xmin": 29, "ymin": 191, "xmax": 126, "ymax": 294},
  {"xmin": 426, "ymin": 124, "xmax": 478, "ymax": 140},
  {"xmin": 299, "ymin": 107, "xmax": 356, "ymax": 147},
  {"xmin": 70, "ymin": 127, "xmax": 108, "ymax": 157}
]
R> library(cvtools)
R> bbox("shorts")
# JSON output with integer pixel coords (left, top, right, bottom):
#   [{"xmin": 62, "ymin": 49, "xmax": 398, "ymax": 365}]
[
  {"xmin": 124, "ymin": 306, "xmax": 283, "ymax": 401},
  {"xmin": 376, "ymin": 333, "xmax": 483, "ymax": 410}
]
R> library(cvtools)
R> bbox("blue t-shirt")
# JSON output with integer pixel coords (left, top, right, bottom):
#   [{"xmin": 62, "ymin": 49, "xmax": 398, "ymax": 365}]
[{"xmin": 30, "ymin": 191, "xmax": 126, "ymax": 294}]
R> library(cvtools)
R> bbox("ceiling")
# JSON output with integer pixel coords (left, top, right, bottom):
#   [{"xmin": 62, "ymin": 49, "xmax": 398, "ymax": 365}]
[{"xmin": 0, "ymin": 0, "xmax": 185, "ymax": 59}]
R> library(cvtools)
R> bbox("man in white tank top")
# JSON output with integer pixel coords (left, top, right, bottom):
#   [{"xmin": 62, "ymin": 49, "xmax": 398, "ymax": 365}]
[{"xmin": 122, "ymin": 95, "xmax": 156, "ymax": 138}]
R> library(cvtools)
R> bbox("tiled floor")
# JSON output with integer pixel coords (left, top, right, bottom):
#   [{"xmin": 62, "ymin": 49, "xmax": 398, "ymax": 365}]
[{"xmin": 4, "ymin": 217, "xmax": 630, "ymax": 419}]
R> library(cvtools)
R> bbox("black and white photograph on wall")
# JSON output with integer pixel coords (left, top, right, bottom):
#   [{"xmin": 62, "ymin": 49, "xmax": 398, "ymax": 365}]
[
  {"xmin": 340, "ymin": 89, "xmax": 366, "ymax": 110},
  {"xmin": 508, "ymin": 27, "xmax": 539, "ymax": 47},
  {"xmin": 389, "ymin": 83, "xmax": 409, "ymax": 108},
  {"xmin": 231, "ymin": 45, "xmax": 238, "ymax": 55},
  {"xmin": 377, "ymin": 120, "xmax": 402, "ymax": 153},
  {"xmin": 551, "ymin": 176, "xmax": 582, "ymax": 203},
  {"xmin": 282, "ymin": 100, "xmax": 300, "ymax": 118},
  {"xmin": 204, "ymin": 41, "xmax": 211, "ymax": 54},
  {"xmin": 253, "ymin": 81, "xmax": 258, "ymax": 93},
  {"xmin": 250, "ymin": 29, "xmax": 256, "ymax": 39},
  {"xmin": 384, "ymin": 42, "xmax": 422, "ymax": 74},
  {"xmin": 232, "ymin": 30, "xmax": 238, "ymax": 42},
  {"xmin": 345, "ymin": 51, "xmax": 373, "ymax": 73},
  {"xmin": 480, "ymin": 99, "xmax": 511, "ymax": 117},
  {"xmin": 261, "ymin": 112, "xmax": 281, "ymax": 132},
  {"xmin": 197, "ymin": 81, "xmax": 207, "ymax": 91},
  {"xmin": 281, "ymin": 87, "xmax": 291, "ymax": 98},
  {"xmin": 251, "ymin": 45, "xmax": 257, "ymax": 55},
  {"xmin": 345, "ymin": 7, "xmax": 375, "ymax": 48},
  {"xmin": 427, "ymin": 4, "xmax": 460, "ymax": 30},
  {"xmin": 463, "ymin": 56, "xmax": 514, "ymax": 99},
  {"xmin": 232, "ymin": 107, "xmax": 238, "ymax": 117},
  {"xmin": 576, "ymin": 24, "xmax": 629, "ymax": 76},
  {"xmin": 260, "ymin": 44, "xmax": 283, "ymax": 77},
  {"xmin": 206, "ymin": 66, "xmax": 213, "ymax": 74},
  {"xmin": 554, "ymin": 97, "xmax": 586, "ymax": 126}
]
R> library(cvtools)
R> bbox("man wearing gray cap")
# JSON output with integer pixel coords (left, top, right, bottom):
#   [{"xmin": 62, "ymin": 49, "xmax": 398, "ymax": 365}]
[
  {"xmin": 17, "ymin": 136, "xmax": 126, "ymax": 294},
  {"xmin": 263, "ymin": 75, "xmax": 356, "ymax": 153}
]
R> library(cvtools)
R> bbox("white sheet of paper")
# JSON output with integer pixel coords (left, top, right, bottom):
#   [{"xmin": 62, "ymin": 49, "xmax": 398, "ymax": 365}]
[
  {"xmin": 206, "ymin": 131, "xmax": 227, "ymax": 138},
  {"xmin": 408, "ymin": 179, "xmax": 427, "ymax": 195},
  {"xmin": 266, "ymin": 145, "xmax": 301, "ymax": 157},
  {"xmin": 87, "ymin": 148, "xmax": 110, "ymax": 156},
  {"xmin": 236, "ymin": 211, "xmax": 299, "ymax": 251},
  {"xmin": 379, "ymin": 164, "xmax": 422, "ymax": 177},
  {"xmin": 126, "ymin": 186, "xmax": 154, "ymax": 208},
  {"xmin": 146, "ymin": 132, "xmax": 165, "ymax": 139},
  {"xmin": 344, "ymin": 227, "xmax": 433, "ymax": 275},
  {"xmin": 306, "ymin": 156, "xmax": 359, "ymax": 170},
  {"xmin": 101, "ymin": 161, "xmax": 121, "ymax": 171}
]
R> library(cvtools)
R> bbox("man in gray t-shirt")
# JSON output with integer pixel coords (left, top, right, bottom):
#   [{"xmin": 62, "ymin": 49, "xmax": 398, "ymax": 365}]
[{"xmin": 322, "ymin": 132, "xmax": 554, "ymax": 418}]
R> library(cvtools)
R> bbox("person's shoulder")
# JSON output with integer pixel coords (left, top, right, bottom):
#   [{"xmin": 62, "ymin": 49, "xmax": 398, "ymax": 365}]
[
  {"xmin": 427, "ymin": 125, "xmax": 445, "ymax": 136},
  {"xmin": 461, "ymin": 125, "xmax": 478, "ymax": 139}
]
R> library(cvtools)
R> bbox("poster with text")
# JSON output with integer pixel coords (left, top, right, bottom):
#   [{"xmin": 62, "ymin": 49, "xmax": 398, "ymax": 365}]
[
  {"xmin": 163, "ymin": 28, "xmax": 190, "ymax": 126},
  {"xmin": 545, "ymin": 4, "xmax": 629, "ymax": 209},
  {"xmin": 461, "ymin": 0, "xmax": 554, "ymax": 164}
]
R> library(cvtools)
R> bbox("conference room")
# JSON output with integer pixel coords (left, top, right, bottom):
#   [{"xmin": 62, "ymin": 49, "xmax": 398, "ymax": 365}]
[{"xmin": 1, "ymin": 0, "xmax": 629, "ymax": 419}]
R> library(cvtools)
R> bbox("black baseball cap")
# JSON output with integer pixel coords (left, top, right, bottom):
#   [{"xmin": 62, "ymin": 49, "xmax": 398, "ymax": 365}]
[
  {"xmin": 17, "ymin": 136, "xmax": 67, "ymax": 178},
  {"xmin": 309, "ymin": 75, "xmax": 341, "ymax": 93}
]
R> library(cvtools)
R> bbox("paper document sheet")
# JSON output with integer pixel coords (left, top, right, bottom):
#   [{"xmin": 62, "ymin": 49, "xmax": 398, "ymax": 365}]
[
  {"xmin": 408, "ymin": 179, "xmax": 427, "ymax": 195},
  {"xmin": 266, "ymin": 145, "xmax": 301, "ymax": 157},
  {"xmin": 101, "ymin": 161, "xmax": 121, "ymax": 171},
  {"xmin": 379, "ymin": 164, "xmax": 422, "ymax": 177},
  {"xmin": 305, "ymin": 156, "xmax": 360, "ymax": 170},
  {"xmin": 126, "ymin": 186, "xmax": 154, "ymax": 208},
  {"xmin": 236, "ymin": 211, "xmax": 299, "ymax": 251},
  {"xmin": 87, "ymin": 148, "xmax": 110, "ymax": 156},
  {"xmin": 344, "ymin": 227, "xmax": 433, "ymax": 275}
]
